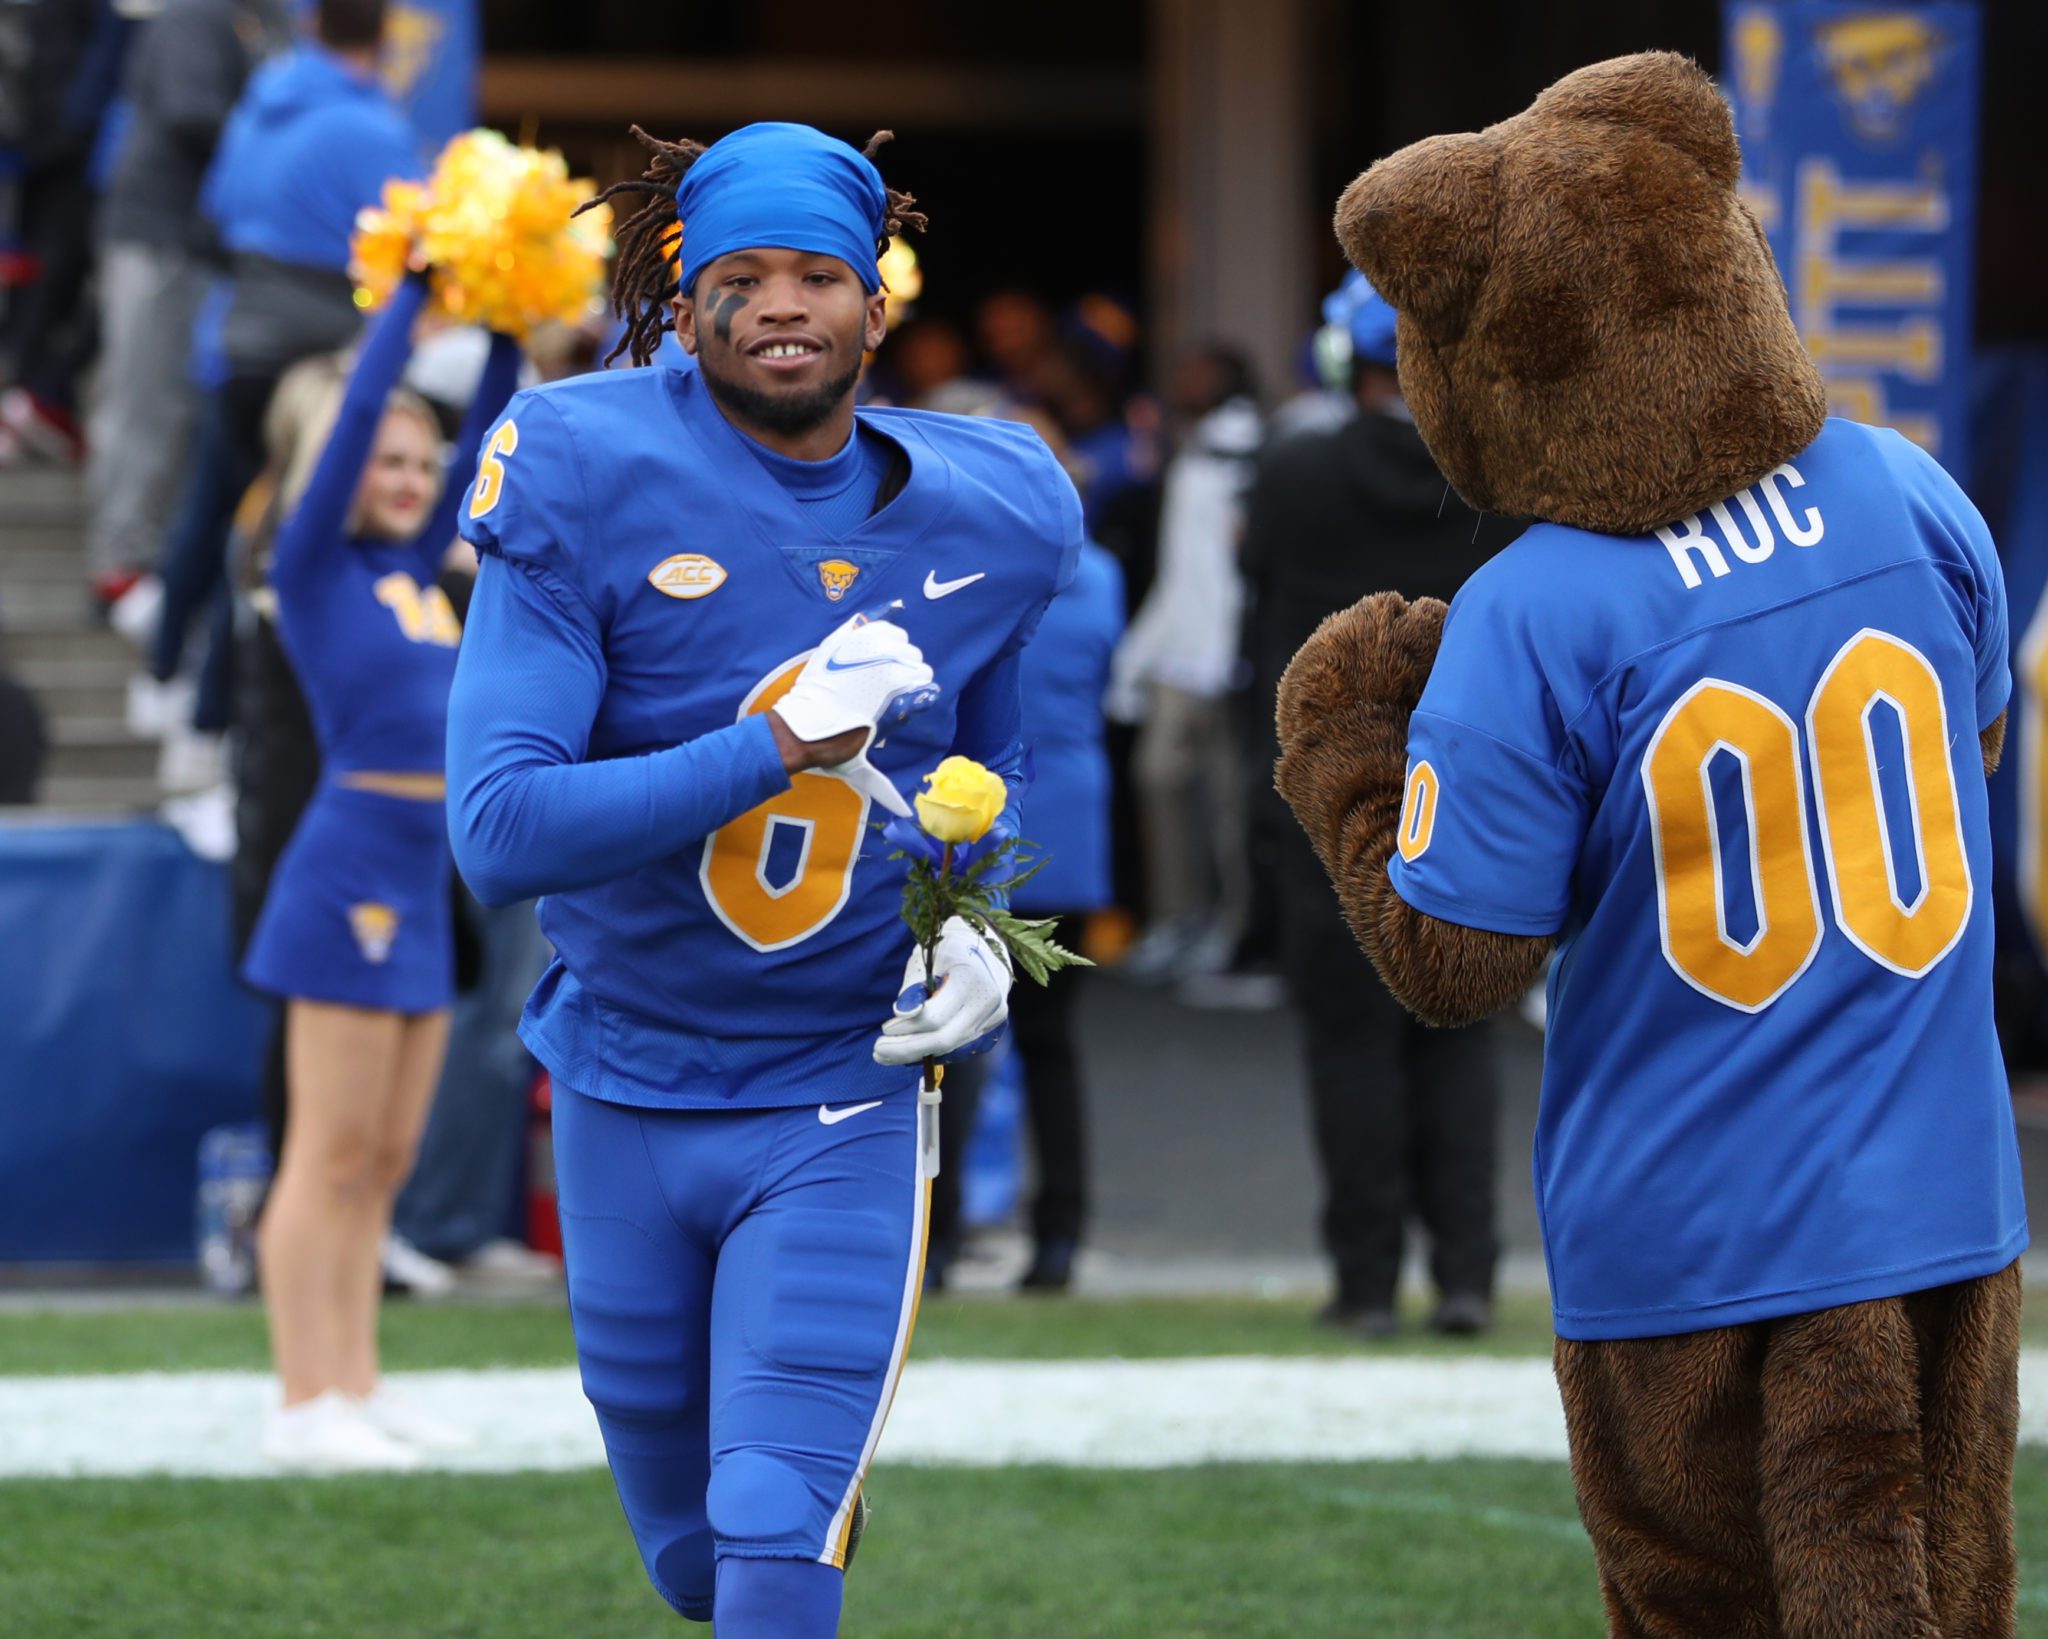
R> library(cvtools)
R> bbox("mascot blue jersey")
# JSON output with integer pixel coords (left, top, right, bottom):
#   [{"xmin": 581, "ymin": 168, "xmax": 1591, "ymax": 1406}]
[
  {"xmin": 449, "ymin": 365, "xmax": 1082, "ymax": 1111},
  {"xmin": 1391, "ymin": 417, "xmax": 2028, "ymax": 1340}
]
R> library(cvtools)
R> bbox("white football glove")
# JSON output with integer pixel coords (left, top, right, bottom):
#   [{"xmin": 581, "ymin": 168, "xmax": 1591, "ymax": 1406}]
[
  {"xmin": 873, "ymin": 916, "xmax": 1013, "ymax": 1066},
  {"xmin": 772, "ymin": 608, "xmax": 939, "ymax": 817}
]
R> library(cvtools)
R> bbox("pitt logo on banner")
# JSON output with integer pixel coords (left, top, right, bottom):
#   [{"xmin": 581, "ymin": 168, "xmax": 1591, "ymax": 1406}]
[
  {"xmin": 817, "ymin": 559, "xmax": 861, "ymax": 602},
  {"xmin": 1724, "ymin": 2, "xmax": 1979, "ymax": 478},
  {"xmin": 648, "ymin": 554, "xmax": 728, "ymax": 600}
]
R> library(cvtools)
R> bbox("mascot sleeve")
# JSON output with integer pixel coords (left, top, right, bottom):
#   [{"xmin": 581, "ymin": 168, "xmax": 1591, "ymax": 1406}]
[{"xmin": 1388, "ymin": 572, "xmax": 1592, "ymax": 938}]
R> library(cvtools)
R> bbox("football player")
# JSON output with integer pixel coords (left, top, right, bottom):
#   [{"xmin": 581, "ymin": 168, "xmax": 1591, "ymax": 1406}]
[{"xmin": 445, "ymin": 123, "xmax": 1080, "ymax": 1637}]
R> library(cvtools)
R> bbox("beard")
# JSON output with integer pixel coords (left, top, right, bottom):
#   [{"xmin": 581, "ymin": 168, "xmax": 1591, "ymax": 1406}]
[{"xmin": 698, "ymin": 347, "xmax": 865, "ymax": 438}]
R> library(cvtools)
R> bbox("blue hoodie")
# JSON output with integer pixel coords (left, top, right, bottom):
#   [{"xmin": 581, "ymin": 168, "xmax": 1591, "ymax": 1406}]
[
  {"xmin": 203, "ymin": 44, "xmax": 419, "ymax": 270},
  {"xmin": 1014, "ymin": 540, "xmax": 1125, "ymax": 914}
]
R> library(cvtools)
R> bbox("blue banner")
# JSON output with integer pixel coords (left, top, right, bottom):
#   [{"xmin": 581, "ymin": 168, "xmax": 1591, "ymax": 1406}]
[
  {"xmin": 0, "ymin": 822, "xmax": 270, "ymax": 1261},
  {"xmin": 1725, "ymin": 2, "xmax": 1982, "ymax": 479},
  {"xmin": 381, "ymin": 0, "xmax": 479, "ymax": 152}
]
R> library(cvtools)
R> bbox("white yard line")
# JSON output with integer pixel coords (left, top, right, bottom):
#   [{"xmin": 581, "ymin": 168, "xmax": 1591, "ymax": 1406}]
[{"xmin": 3, "ymin": 1353, "xmax": 2047, "ymax": 1480}]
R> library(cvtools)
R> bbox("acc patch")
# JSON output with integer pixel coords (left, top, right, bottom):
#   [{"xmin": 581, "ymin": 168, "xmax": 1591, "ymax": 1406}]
[
  {"xmin": 817, "ymin": 559, "xmax": 861, "ymax": 602},
  {"xmin": 349, "ymin": 903, "xmax": 399, "ymax": 964},
  {"xmin": 648, "ymin": 553, "xmax": 728, "ymax": 600}
]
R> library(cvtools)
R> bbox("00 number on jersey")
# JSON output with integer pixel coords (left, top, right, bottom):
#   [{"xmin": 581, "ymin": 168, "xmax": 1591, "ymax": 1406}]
[{"xmin": 1642, "ymin": 627, "xmax": 1972, "ymax": 1013}]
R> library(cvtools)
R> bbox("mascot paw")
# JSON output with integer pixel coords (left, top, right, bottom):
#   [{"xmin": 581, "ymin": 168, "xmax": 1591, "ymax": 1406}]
[{"xmin": 1276, "ymin": 592, "xmax": 1447, "ymax": 738}]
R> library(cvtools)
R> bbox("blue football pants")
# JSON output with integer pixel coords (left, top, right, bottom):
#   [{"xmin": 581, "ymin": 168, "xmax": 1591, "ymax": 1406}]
[{"xmin": 553, "ymin": 1082, "xmax": 929, "ymax": 1630}]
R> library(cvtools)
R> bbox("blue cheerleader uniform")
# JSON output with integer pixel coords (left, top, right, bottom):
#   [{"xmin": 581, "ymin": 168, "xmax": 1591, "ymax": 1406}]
[{"xmin": 242, "ymin": 274, "xmax": 519, "ymax": 1013}]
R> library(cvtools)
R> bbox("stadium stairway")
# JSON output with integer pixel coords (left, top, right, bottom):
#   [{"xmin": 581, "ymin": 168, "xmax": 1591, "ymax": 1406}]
[{"xmin": 0, "ymin": 467, "xmax": 162, "ymax": 813}]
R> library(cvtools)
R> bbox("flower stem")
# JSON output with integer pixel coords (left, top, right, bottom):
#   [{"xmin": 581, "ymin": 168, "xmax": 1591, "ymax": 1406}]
[{"xmin": 921, "ymin": 846, "xmax": 951, "ymax": 1095}]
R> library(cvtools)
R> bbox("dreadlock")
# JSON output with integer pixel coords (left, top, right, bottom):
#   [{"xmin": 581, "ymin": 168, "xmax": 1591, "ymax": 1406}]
[{"xmin": 576, "ymin": 127, "xmax": 930, "ymax": 368}]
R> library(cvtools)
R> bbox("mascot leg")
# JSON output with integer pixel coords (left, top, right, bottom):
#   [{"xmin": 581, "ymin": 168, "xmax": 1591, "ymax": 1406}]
[
  {"xmin": 1555, "ymin": 1326, "xmax": 1779, "ymax": 1636},
  {"xmin": 1754, "ymin": 1296, "xmax": 1938, "ymax": 1636},
  {"xmin": 1559, "ymin": 1266, "xmax": 2022, "ymax": 1639},
  {"xmin": 1914, "ymin": 1263, "xmax": 2021, "ymax": 1637}
]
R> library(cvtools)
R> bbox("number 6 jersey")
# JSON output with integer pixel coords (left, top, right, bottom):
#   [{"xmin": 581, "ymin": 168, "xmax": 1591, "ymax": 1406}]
[
  {"xmin": 450, "ymin": 365, "xmax": 1081, "ymax": 1113},
  {"xmin": 1392, "ymin": 417, "xmax": 2027, "ymax": 1339}
]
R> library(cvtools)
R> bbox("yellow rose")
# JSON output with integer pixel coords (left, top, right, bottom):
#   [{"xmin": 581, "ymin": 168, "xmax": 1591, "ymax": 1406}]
[{"xmin": 915, "ymin": 757, "xmax": 1008, "ymax": 845}]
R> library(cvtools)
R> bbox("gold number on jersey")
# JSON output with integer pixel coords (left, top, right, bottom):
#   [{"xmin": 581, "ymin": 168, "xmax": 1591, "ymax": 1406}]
[
  {"xmin": 1642, "ymin": 629, "xmax": 1973, "ymax": 1011},
  {"xmin": 469, "ymin": 420, "xmax": 519, "ymax": 520},
  {"xmin": 373, "ymin": 572, "xmax": 461, "ymax": 647},
  {"xmin": 701, "ymin": 658, "xmax": 868, "ymax": 952},
  {"xmin": 1398, "ymin": 760, "xmax": 1439, "ymax": 862},
  {"xmin": 1807, "ymin": 631, "xmax": 1971, "ymax": 975},
  {"xmin": 1643, "ymin": 681, "xmax": 1822, "ymax": 1011}
]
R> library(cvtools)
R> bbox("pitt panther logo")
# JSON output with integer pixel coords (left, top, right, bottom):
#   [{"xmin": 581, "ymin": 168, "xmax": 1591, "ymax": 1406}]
[
  {"xmin": 817, "ymin": 559, "xmax": 861, "ymax": 602},
  {"xmin": 349, "ymin": 903, "xmax": 399, "ymax": 964},
  {"xmin": 1816, "ymin": 14, "xmax": 1939, "ymax": 143},
  {"xmin": 648, "ymin": 554, "xmax": 728, "ymax": 600}
]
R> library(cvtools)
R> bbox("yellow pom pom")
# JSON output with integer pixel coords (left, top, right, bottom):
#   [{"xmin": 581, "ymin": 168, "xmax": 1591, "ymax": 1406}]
[{"xmin": 349, "ymin": 129, "xmax": 612, "ymax": 343}]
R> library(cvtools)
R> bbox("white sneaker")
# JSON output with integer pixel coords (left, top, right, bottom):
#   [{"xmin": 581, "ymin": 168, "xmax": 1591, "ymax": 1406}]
[
  {"xmin": 383, "ymin": 1234, "xmax": 457, "ymax": 1299},
  {"xmin": 161, "ymin": 781, "xmax": 237, "ymax": 862},
  {"xmin": 108, "ymin": 575, "xmax": 164, "ymax": 650},
  {"xmin": 262, "ymin": 1390, "xmax": 423, "ymax": 1472},
  {"xmin": 461, "ymin": 1237, "xmax": 563, "ymax": 1283},
  {"xmin": 158, "ymin": 724, "xmax": 225, "ymax": 794},
  {"xmin": 125, "ymin": 669, "xmax": 193, "ymax": 739},
  {"xmin": 354, "ymin": 1384, "xmax": 476, "ymax": 1452}
]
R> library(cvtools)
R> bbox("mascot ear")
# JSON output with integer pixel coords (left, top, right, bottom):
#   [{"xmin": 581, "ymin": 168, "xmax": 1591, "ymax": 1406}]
[
  {"xmin": 1333, "ymin": 132, "xmax": 1496, "ymax": 344},
  {"xmin": 1535, "ymin": 50, "xmax": 1739, "ymax": 188}
]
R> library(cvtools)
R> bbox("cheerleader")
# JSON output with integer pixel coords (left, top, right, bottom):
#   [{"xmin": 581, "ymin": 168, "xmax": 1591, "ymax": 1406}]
[{"xmin": 242, "ymin": 267, "xmax": 518, "ymax": 1470}]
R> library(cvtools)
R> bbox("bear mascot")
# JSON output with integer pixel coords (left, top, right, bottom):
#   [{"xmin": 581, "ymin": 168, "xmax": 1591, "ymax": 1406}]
[{"xmin": 1275, "ymin": 51, "xmax": 2026, "ymax": 1637}]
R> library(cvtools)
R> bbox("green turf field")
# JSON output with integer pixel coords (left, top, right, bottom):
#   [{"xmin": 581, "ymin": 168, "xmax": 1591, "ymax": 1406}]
[
  {"xmin": 19, "ymin": 1283, "xmax": 2044, "ymax": 1375},
  {"xmin": 3, "ymin": 1292, "xmax": 2043, "ymax": 1637},
  {"xmin": 4, "ymin": 1455, "xmax": 2047, "ymax": 1638},
  {"xmin": 0, "ymin": 1290, "xmax": 1571, "ymax": 1376}
]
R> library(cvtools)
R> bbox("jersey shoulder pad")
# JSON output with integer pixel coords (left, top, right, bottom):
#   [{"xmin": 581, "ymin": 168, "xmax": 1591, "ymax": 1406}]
[{"xmin": 459, "ymin": 373, "xmax": 670, "ymax": 581}]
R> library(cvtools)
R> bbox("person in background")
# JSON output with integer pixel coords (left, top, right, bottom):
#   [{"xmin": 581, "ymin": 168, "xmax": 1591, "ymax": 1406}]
[
  {"xmin": 870, "ymin": 313, "xmax": 968, "ymax": 406},
  {"xmin": 130, "ymin": 0, "xmax": 419, "ymax": 793},
  {"xmin": 0, "ymin": 643, "xmax": 47, "ymax": 804},
  {"xmin": 1110, "ymin": 343, "xmax": 1261, "ymax": 982},
  {"xmin": 1241, "ymin": 275, "xmax": 1518, "ymax": 1339},
  {"xmin": 919, "ymin": 390, "xmax": 1123, "ymax": 1293},
  {"xmin": 86, "ymin": 0, "xmax": 289, "ymax": 602},
  {"xmin": 0, "ymin": 0, "xmax": 133, "ymax": 470},
  {"xmin": 241, "ymin": 268, "xmax": 518, "ymax": 1469},
  {"xmin": 1005, "ymin": 527, "xmax": 1123, "ymax": 1289},
  {"xmin": 974, "ymin": 286, "xmax": 1056, "ymax": 403},
  {"xmin": 1037, "ymin": 336, "xmax": 1142, "ymax": 534}
]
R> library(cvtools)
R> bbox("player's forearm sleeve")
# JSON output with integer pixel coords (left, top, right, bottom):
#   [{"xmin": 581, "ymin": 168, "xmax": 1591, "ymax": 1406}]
[{"xmin": 447, "ymin": 557, "xmax": 791, "ymax": 907}]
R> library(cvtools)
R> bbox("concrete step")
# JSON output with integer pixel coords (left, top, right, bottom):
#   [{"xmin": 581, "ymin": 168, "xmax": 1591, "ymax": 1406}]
[
  {"xmin": 0, "ymin": 466, "xmax": 87, "ymax": 512},
  {"xmin": 13, "ymin": 654, "xmax": 135, "ymax": 720},
  {"xmin": 45, "ymin": 716, "xmax": 159, "ymax": 781},
  {"xmin": 0, "ymin": 578, "xmax": 101, "ymax": 625},
  {"xmin": 0, "ymin": 619, "xmax": 137, "ymax": 663},
  {"xmin": 0, "ymin": 543, "xmax": 93, "ymax": 582},
  {"xmin": 35, "ymin": 773, "xmax": 162, "ymax": 813}
]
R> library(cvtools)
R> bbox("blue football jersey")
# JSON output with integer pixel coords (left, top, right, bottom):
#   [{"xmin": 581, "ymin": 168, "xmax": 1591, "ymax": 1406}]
[
  {"xmin": 1390, "ymin": 418, "xmax": 2027, "ymax": 1339},
  {"xmin": 456, "ymin": 366, "xmax": 1081, "ymax": 1110}
]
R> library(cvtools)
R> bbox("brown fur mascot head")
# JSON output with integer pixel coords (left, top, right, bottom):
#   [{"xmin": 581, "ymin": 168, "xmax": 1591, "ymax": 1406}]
[{"xmin": 1334, "ymin": 51, "xmax": 1827, "ymax": 536}]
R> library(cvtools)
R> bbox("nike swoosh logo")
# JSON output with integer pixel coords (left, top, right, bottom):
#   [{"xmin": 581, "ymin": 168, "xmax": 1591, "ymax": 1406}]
[
  {"xmin": 818, "ymin": 1100, "xmax": 884, "ymax": 1126},
  {"xmin": 824, "ymin": 655, "xmax": 895, "ymax": 672},
  {"xmin": 924, "ymin": 570, "xmax": 986, "ymax": 600}
]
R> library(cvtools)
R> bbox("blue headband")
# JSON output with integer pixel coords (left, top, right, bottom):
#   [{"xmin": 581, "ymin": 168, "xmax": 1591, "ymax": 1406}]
[{"xmin": 675, "ymin": 122, "xmax": 890, "ymax": 300}]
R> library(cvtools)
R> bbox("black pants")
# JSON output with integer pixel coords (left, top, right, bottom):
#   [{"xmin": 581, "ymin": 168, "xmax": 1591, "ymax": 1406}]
[
  {"xmin": 1, "ymin": 157, "xmax": 97, "ymax": 406},
  {"xmin": 927, "ymin": 947, "xmax": 1092, "ymax": 1264},
  {"xmin": 1009, "ymin": 963, "xmax": 1087, "ymax": 1247},
  {"xmin": 1276, "ymin": 836, "xmax": 1499, "ymax": 1307}
]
